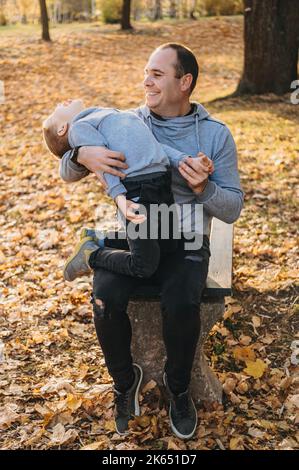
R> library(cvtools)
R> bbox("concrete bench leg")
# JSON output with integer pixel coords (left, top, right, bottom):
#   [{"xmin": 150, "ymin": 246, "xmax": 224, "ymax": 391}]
[{"xmin": 128, "ymin": 298, "xmax": 224, "ymax": 405}]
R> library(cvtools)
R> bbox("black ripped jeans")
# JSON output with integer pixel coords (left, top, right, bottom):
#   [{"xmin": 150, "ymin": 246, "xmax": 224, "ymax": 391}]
[
  {"xmin": 89, "ymin": 171, "xmax": 178, "ymax": 279},
  {"xmin": 90, "ymin": 234, "xmax": 210, "ymax": 394}
]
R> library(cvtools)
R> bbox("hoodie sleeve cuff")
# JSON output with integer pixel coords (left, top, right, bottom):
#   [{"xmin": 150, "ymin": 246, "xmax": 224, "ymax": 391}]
[
  {"xmin": 195, "ymin": 180, "xmax": 216, "ymax": 202},
  {"xmin": 108, "ymin": 184, "xmax": 127, "ymax": 200}
]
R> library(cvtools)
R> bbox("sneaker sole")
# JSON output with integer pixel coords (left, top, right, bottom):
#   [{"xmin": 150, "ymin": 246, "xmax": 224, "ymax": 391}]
[
  {"xmin": 168, "ymin": 401, "xmax": 198, "ymax": 440},
  {"xmin": 63, "ymin": 236, "xmax": 93, "ymax": 282},
  {"xmin": 132, "ymin": 363, "xmax": 143, "ymax": 417},
  {"xmin": 163, "ymin": 372, "xmax": 198, "ymax": 440}
]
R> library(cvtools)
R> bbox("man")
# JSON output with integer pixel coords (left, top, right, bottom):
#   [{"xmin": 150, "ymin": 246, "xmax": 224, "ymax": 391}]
[{"xmin": 60, "ymin": 43, "xmax": 244, "ymax": 439}]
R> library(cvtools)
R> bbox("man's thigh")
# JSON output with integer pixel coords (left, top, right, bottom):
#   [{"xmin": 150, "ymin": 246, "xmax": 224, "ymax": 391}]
[{"xmin": 156, "ymin": 240, "xmax": 210, "ymax": 303}]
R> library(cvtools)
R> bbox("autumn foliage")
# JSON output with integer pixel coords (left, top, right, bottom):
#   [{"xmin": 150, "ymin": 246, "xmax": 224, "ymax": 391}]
[{"xmin": 0, "ymin": 18, "xmax": 298, "ymax": 450}]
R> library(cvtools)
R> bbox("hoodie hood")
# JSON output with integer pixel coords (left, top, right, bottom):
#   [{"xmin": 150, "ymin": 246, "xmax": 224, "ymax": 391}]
[
  {"xmin": 138, "ymin": 103, "xmax": 210, "ymax": 153},
  {"xmin": 138, "ymin": 102, "xmax": 210, "ymax": 123}
]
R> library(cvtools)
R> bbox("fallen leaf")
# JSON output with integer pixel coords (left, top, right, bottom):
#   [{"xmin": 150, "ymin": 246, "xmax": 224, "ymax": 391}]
[
  {"xmin": 248, "ymin": 427, "xmax": 265, "ymax": 438},
  {"xmin": 50, "ymin": 423, "xmax": 78, "ymax": 446},
  {"xmin": 233, "ymin": 346, "xmax": 256, "ymax": 363},
  {"xmin": 239, "ymin": 335, "xmax": 252, "ymax": 346},
  {"xmin": 223, "ymin": 378, "xmax": 237, "ymax": 395},
  {"xmin": 229, "ymin": 437, "xmax": 244, "ymax": 450},
  {"xmin": 244, "ymin": 359, "xmax": 267, "ymax": 379},
  {"xmin": 142, "ymin": 380, "xmax": 157, "ymax": 394}
]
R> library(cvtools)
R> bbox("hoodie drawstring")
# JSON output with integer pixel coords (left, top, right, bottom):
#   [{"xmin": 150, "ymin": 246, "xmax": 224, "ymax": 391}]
[
  {"xmin": 147, "ymin": 110, "xmax": 201, "ymax": 154},
  {"xmin": 195, "ymin": 114, "xmax": 200, "ymax": 154}
]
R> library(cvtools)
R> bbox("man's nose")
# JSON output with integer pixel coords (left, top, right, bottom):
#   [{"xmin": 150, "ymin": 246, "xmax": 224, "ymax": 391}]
[{"xmin": 143, "ymin": 75, "xmax": 153, "ymax": 87}]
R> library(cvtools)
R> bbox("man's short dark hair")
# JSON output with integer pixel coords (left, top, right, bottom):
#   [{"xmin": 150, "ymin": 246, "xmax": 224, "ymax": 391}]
[{"xmin": 158, "ymin": 43, "xmax": 199, "ymax": 94}]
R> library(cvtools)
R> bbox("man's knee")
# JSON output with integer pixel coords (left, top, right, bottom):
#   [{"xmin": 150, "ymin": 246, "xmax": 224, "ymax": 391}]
[
  {"xmin": 134, "ymin": 260, "xmax": 159, "ymax": 279},
  {"xmin": 133, "ymin": 245, "xmax": 160, "ymax": 279},
  {"xmin": 92, "ymin": 296, "xmax": 106, "ymax": 320},
  {"xmin": 91, "ymin": 289, "xmax": 128, "ymax": 321},
  {"xmin": 161, "ymin": 296, "xmax": 199, "ymax": 321}
]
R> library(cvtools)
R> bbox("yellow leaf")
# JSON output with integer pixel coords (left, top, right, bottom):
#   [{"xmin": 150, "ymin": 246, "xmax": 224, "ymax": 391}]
[
  {"xmin": 142, "ymin": 380, "xmax": 157, "ymax": 394},
  {"xmin": 66, "ymin": 394, "xmax": 82, "ymax": 412},
  {"xmin": 233, "ymin": 346, "xmax": 256, "ymax": 363},
  {"xmin": 80, "ymin": 440, "xmax": 107, "ymax": 450},
  {"xmin": 244, "ymin": 359, "xmax": 267, "ymax": 379},
  {"xmin": 104, "ymin": 420, "xmax": 115, "ymax": 432},
  {"xmin": 133, "ymin": 415, "xmax": 151, "ymax": 428},
  {"xmin": 31, "ymin": 332, "xmax": 46, "ymax": 344},
  {"xmin": 229, "ymin": 437, "xmax": 244, "ymax": 450}
]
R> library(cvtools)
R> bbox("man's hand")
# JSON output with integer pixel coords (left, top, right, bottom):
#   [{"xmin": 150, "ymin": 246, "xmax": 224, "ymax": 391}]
[
  {"xmin": 78, "ymin": 146, "xmax": 128, "ymax": 189},
  {"xmin": 179, "ymin": 152, "xmax": 214, "ymax": 194},
  {"xmin": 115, "ymin": 195, "xmax": 147, "ymax": 225}
]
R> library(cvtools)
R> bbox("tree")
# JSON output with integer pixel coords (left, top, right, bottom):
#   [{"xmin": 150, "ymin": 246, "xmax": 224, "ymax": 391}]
[
  {"xmin": 154, "ymin": 0, "xmax": 163, "ymax": 20},
  {"xmin": 169, "ymin": 0, "xmax": 177, "ymax": 18},
  {"xmin": 236, "ymin": 0, "xmax": 299, "ymax": 95},
  {"xmin": 39, "ymin": 0, "xmax": 51, "ymax": 41},
  {"xmin": 121, "ymin": 0, "xmax": 133, "ymax": 29},
  {"xmin": 189, "ymin": 0, "xmax": 197, "ymax": 19}
]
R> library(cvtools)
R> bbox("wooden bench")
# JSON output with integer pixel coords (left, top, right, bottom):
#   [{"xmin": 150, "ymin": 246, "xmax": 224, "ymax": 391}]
[{"xmin": 128, "ymin": 218, "xmax": 233, "ymax": 405}]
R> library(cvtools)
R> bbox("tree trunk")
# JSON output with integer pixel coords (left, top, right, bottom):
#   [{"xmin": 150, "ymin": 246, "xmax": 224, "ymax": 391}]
[
  {"xmin": 39, "ymin": 0, "xmax": 51, "ymax": 41},
  {"xmin": 190, "ymin": 0, "xmax": 197, "ymax": 19},
  {"xmin": 236, "ymin": 0, "xmax": 299, "ymax": 95},
  {"xmin": 154, "ymin": 0, "xmax": 163, "ymax": 20},
  {"xmin": 169, "ymin": 0, "xmax": 177, "ymax": 18},
  {"xmin": 121, "ymin": 0, "xmax": 133, "ymax": 30}
]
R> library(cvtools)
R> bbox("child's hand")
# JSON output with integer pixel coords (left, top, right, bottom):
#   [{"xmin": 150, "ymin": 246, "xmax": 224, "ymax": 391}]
[
  {"xmin": 115, "ymin": 195, "xmax": 147, "ymax": 225},
  {"xmin": 197, "ymin": 152, "xmax": 214, "ymax": 174},
  {"xmin": 182, "ymin": 153, "xmax": 214, "ymax": 175}
]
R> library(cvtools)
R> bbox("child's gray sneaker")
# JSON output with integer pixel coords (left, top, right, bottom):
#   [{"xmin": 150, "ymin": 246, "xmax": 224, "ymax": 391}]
[
  {"xmin": 80, "ymin": 227, "xmax": 105, "ymax": 248},
  {"xmin": 63, "ymin": 236, "xmax": 99, "ymax": 282}
]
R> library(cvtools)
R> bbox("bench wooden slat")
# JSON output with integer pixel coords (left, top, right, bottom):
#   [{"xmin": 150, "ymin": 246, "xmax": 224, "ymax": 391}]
[
  {"xmin": 131, "ymin": 218, "xmax": 233, "ymax": 301},
  {"xmin": 204, "ymin": 218, "xmax": 233, "ymax": 297}
]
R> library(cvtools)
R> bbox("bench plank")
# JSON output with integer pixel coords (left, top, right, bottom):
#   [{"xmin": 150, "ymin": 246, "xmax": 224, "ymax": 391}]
[{"xmin": 204, "ymin": 218, "xmax": 233, "ymax": 297}]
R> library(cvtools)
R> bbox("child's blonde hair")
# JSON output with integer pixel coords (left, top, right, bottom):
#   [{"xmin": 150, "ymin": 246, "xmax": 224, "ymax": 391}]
[{"xmin": 42, "ymin": 121, "xmax": 71, "ymax": 158}]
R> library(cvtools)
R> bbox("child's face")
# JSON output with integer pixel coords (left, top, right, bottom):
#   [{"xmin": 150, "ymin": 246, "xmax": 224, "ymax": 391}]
[{"xmin": 51, "ymin": 99, "xmax": 84, "ymax": 124}]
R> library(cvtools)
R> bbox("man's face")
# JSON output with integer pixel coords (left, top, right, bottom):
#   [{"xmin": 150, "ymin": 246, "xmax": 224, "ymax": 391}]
[{"xmin": 143, "ymin": 48, "xmax": 185, "ymax": 116}]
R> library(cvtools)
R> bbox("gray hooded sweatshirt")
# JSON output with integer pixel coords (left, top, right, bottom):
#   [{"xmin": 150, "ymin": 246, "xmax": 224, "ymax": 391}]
[
  {"xmin": 62, "ymin": 107, "xmax": 187, "ymax": 199},
  {"xmin": 60, "ymin": 103, "xmax": 244, "ymax": 236}
]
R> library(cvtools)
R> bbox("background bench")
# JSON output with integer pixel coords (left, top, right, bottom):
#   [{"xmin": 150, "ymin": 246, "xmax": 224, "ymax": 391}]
[{"xmin": 128, "ymin": 218, "xmax": 233, "ymax": 405}]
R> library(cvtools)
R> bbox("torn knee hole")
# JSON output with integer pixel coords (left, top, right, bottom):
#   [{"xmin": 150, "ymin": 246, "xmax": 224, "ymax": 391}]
[
  {"xmin": 95, "ymin": 298, "xmax": 105, "ymax": 308},
  {"xmin": 93, "ymin": 298, "xmax": 106, "ymax": 319}
]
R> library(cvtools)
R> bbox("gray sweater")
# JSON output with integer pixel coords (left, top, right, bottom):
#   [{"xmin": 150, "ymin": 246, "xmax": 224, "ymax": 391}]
[
  {"xmin": 60, "ymin": 103, "xmax": 244, "ymax": 236},
  {"xmin": 62, "ymin": 107, "xmax": 186, "ymax": 199}
]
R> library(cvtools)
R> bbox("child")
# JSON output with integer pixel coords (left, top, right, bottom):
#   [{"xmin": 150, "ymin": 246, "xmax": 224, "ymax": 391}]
[{"xmin": 43, "ymin": 99, "xmax": 214, "ymax": 281}]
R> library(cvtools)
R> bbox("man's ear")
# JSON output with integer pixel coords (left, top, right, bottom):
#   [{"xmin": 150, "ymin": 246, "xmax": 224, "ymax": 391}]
[
  {"xmin": 57, "ymin": 123, "xmax": 69, "ymax": 137},
  {"xmin": 180, "ymin": 73, "xmax": 193, "ymax": 93}
]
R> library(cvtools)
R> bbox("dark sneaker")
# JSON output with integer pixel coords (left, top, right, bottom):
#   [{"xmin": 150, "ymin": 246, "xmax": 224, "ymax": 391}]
[
  {"xmin": 63, "ymin": 236, "xmax": 99, "ymax": 282},
  {"xmin": 163, "ymin": 372, "xmax": 198, "ymax": 440},
  {"xmin": 80, "ymin": 228, "xmax": 105, "ymax": 248},
  {"xmin": 114, "ymin": 363, "xmax": 143, "ymax": 435}
]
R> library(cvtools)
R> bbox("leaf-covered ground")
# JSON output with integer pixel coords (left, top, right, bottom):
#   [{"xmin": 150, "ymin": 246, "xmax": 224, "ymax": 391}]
[{"xmin": 0, "ymin": 17, "xmax": 298, "ymax": 450}]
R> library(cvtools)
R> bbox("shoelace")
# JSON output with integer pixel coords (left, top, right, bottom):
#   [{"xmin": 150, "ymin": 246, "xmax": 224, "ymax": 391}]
[
  {"xmin": 173, "ymin": 391, "xmax": 192, "ymax": 419},
  {"xmin": 114, "ymin": 389, "xmax": 131, "ymax": 417}
]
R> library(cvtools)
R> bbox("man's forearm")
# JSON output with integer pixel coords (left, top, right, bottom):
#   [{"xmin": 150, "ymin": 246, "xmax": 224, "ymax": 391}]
[
  {"xmin": 60, "ymin": 150, "xmax": 90, "ymax": 182},
  {"xmin": 196, "ymin": 180, "xmax": 244, "ymax": 224}
]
